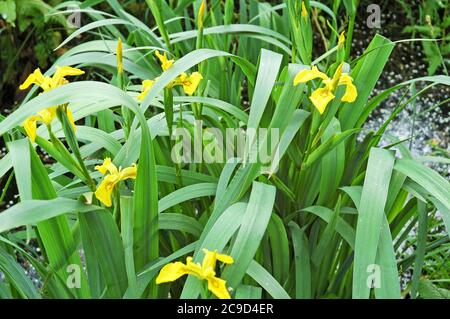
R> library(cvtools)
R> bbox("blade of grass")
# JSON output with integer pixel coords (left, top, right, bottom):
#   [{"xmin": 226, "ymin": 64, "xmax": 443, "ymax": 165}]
[
  {"xmin": 222, "ymin": 182, "xmax": 276, "ymax": 289},
  {"xmin": 353, "ymin": 148, "xmax": 395, "ymax": 299},
  {"xmin": 289, "ymin": 221, "xmax": 312, "ymax": 299}
]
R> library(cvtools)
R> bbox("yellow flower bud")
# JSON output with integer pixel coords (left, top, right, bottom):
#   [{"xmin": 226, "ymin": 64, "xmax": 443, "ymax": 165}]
[
  {"xmin": 301, "ymin": 2, "xmax": 308, "ymax": 18},
  {"xmin": 338, "ymin": 31, "xmax": 345, "ymax": 48},
  {"xmin": 117, "ymin": 38, "xmax": 123, "ymax": 74},
  {"xmin": 198, "ymin": 0, "xmax": 206, "ymax": 28}
]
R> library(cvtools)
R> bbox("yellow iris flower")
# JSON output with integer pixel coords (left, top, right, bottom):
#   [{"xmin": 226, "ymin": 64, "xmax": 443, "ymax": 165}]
[
  {"xmin": 156, "ymin": 248, "xmax": 234, "ymax": 299},
  {"xmin": 198, "ymin": 0, "xmax": 206, "ymax": 28},
  {"xmin": 94, "ymin": 157, "xmax": 137, "ymax": 207},
  {"xmin": 138, "ymin": 50, "xmax": 203, "ymax": 101},
  {"xmin": 19, "ymin": 66, "xmax": 84, "ymax": 142},
  {"xmin": 155, "ymin": 50, "xmax": 174, "ymax": 72},
  {"xmin": 293, "ymin": 63, "xmax": 357, "ymax": 114},
  {"xmin": 173, "ymin": 72, "xmax": 204, "ymax": 95}
]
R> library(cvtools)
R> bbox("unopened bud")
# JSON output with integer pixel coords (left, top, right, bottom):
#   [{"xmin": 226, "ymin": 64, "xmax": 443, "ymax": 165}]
[
  {"xmin": 198, "ymin": 0, "xmax": 206, "ymax": 28},
  {"xmin": 338, "ymin": 31, "xmax": 345, "ymax": 48},
  {"xmin": 301, "ymin": 2, "xmax": 308, "ymax": 18},
  {"xmin": 117, "ymin": 38, "xmax": 123, "ymax": 74}
]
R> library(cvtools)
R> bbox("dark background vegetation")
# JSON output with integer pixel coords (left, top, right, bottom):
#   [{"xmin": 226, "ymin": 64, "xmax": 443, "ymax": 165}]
[
  {"xmin": 0, "ymin": 0, "xmax": 448, "ymax": 111},
  {"xmin": 0, "ymin": 0, "xmax": 448, "ymax": 297}
]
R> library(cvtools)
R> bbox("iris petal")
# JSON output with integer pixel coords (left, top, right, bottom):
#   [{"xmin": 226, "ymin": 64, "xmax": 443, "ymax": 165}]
[
  {"xmin": 119, "ymin": 164, "xmax": 137, "ymax": 180},
  {"xmin": 52, "ymin": 66, "xmax": 85, "ymax": 86},
  {"xmin": 310, "ymin": 87, "xmax": 335, "ymax": 114},
  {"xmin": 217, "ymin": 254, "xmax": 234, "ymax": 264},
  {"xmin": 207, "ymin": 277, "xmax": 231, "ymax": 299},
  {"xmin": 181, "ymin": 72, "xmax": 203, "ymax": 95},
  {"xmin": 94, "ymin": 174, "xmax": 119, "ymax": 207},
  {"xmin": 156, "ymin": 262, "xmax": 190, "ymax": 284},
  {"xmin": 293, "ymin": 66, "xmax": 328, "ymax": 86},
  {"xmin": 36, "ymin": 107, "xmax": 57, "ymax": 126},
  {"xmin": 19, "ymin": 68, "xmax": 46, "ymax": 90},
  {"xmin": 339, "ymin": 74, "xmax": 358, "ymax": 102},
  {"xmin": 95, "ymin": 157, "xmax": 119, "ymax": 175},
  {"xmin": 155, "ymin": 50, "xmax": 174, "ymax": 71},
  {"xmin": 22, "ymin": 116, "xmax": 39, "ymax": 143},
  {"xmin": 156, "ymin": 250, "xmax": 234, "ymax": 299},
  {"xmin": 138, "ymin": 79, "xmax": 155, "ymax": 101}
]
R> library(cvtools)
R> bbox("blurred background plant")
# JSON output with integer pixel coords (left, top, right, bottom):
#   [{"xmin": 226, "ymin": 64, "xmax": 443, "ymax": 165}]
[
  {"xmin": 399, "ymin": 0, "xmax": 449, "ymax": 75},
  {"xmin": 0, "ymin": 0, "xmax": 68, "ymax": 105}
]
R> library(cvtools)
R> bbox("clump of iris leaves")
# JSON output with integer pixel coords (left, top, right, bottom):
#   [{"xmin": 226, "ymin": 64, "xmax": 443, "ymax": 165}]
[{"xmin": 0, "ymin": 0, "xmax": 449, "ymax": 299}]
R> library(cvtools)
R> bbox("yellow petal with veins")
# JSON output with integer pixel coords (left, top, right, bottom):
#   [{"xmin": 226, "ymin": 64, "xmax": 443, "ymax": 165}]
[
  {"xmin": 326, "ymin": 62, "xmax": 344, "ymax": 91},
  {"xmin": 310, "ymin": 87, "xmax": 335, "ymax": 114},
  {"xmin": 156, "ymin": 262, "xmax": 190, "ymax": 284},
  {"xmin": 119, "ymin": 164, "xmax": 137, "ymax": 181},
  {"xmin": 138, "ymin": 79, "xmax": 155, "ymax": 101},
  {"xmin": 52, "ymin": 66, "xmax": 85, "ymax": 86},
  {"xmin": 22, "ymin": 116, "xmax": 40, "ymax": 143},
  {"xmin": 155, "ymin": 50, "xmax": 174, "ymax": 71},
  {"xmin": 156, "ymin": 251, "xmax": 233, "ymax": 298},
  {"xmin": 185, "ymin": 257, "xmax": 207, "ymax": 277},
  {"xmin": 175, "ymin": 72, "xmax": 188, "ymax": 83},
  {"xmin": 217, "ymin": 253, "xmax": 233, "ymax": 264},
  {"xmin": 95, "ymin": 157, "xmax": 119, "ymax": 176},
  {"xmin": 94, "ymin": 174, "xmax": 119, "ymax": 207},
  {"xmin": 202, "ymin": 249, "xmax": 218, "ymax": 270},
  {"xmin": 181, "ymin": 72, "xmax": 203, "ymax": 95},
  {"xmin": 207, "ymin": 276, "xmax": 231, "ymax": 299},
  {"xmin": 36, "ymin": 107, "xmax": 57, "ymax": 126},
  {"xmin": 19, "ymin": 68, "xmax": 47, "ymax": 91},
  {"xmin": 202, "ymin": 249, "xmax": 233, "ymax": 270},
  {"xmin": 339, "ymin": 74, "xmax": 357, "ymax": 102},
  {"xmin": 293, "ymin": 66, "xmax": 329, "ymax": 86}
]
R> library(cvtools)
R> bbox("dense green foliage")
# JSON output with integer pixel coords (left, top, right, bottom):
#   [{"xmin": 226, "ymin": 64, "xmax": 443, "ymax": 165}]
[{"xmin": 0, "ymin": 0, "xmax": 449, "ymax": 299}]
